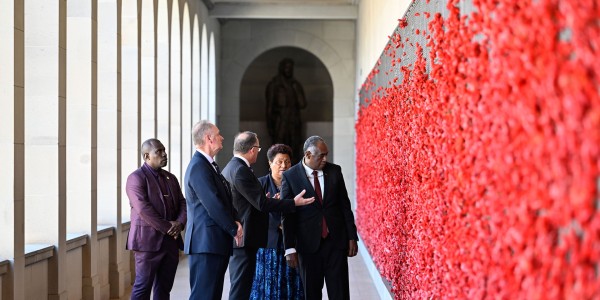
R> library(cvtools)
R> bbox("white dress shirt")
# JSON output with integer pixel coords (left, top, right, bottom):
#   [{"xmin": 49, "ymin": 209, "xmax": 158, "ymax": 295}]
[{"xmin": 197, "ymin": 149, "xmax": 218, "ymax": 173}]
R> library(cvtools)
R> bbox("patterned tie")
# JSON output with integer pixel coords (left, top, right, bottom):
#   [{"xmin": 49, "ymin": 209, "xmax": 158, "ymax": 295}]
[
  {"xmin": 313, "ymin": 170, "xmax": 328, "ymax": 238},
  {"xmin": 212, "ymin": 161, "xmax": 232, "ymax": 198},
  {"xmin": 211, "ymin": 161, "xmax": 221, "ymax": 174}
]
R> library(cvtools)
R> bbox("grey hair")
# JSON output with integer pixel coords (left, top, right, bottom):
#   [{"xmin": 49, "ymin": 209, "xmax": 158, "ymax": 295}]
[
  {"xmin": 192, "ymin": 120, "xmax": 214, "ymax": 146},
  {"xmin": 233, "ymin": 131, "xmax": 258, "ymax": 154},
  {"xmin": 303, "ymin": 136, "xmax": 325, "ymax": 155}
]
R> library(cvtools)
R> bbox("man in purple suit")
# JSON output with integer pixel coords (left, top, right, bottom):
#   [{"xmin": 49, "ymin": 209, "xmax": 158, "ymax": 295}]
[{"xmin": 126, "ymin": 138, "xmax": 187, "ymax": 300}]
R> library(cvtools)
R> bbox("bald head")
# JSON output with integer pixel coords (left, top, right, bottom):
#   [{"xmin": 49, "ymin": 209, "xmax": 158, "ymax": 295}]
[
  {"xmin": 233, "ymin": 131, "xmax": 258, "ymax": 155},
  {"xmin": 141, "ymin": 138, "xmax": 160, "ymax": 157},
  {"xmin": 141, "ymin": 138, "xmax": 167, "ymax": 170}
]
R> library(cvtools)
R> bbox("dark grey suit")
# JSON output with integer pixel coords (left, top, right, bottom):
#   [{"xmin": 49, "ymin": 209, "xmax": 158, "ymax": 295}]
[{"xmin": 222, "ymin": 157, "xmax": 296, "ymax": 300}]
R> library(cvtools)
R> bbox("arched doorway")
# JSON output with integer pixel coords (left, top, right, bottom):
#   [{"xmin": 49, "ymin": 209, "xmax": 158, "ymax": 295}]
[{"xmin": 239, "ymin": 46, "xmax": 334, "ymax": 176}]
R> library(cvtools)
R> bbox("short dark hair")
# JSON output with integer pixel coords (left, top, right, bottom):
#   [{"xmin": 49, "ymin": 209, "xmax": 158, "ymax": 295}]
[
  {"xmin": 266, "ymin": 144, "xmax": 293, "ymax": 162},
  {"xmin": 233, "ymin": 131, "xmax": 258, "ymax": 154}
]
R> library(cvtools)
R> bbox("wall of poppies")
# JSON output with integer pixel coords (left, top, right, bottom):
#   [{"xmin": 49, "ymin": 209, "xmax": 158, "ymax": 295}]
[{"xmin": 356, "ymin": 0, "xmax": 600, "ymax": 298}]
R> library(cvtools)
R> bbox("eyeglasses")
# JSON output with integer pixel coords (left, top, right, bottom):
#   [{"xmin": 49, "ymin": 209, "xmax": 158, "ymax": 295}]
[{"xmin": 252, "ymin": 146, "xmax": 261, "ymax": 152}]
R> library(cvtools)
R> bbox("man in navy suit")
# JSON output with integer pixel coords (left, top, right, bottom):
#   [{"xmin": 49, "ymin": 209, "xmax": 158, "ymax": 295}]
[
  {"xmin": 282, "ymin": 136, "xmax": 359, "ymax": 300},
  {"xmin": 221, "ymin": 131, "xmax": 314, "ymax": 300},
  {"xmin": 184, "ymin": 121, "xmax": 243, "ymax": 300},
  {"xmin": 126, "ymin": 138, "xmax": 187, "ymax": 300}
]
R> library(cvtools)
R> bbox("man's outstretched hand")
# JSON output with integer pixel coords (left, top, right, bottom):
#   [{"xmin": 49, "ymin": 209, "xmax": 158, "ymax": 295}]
[{"xmin": 293, "ymin": 189, "xmax": 315, "ymax": 206}]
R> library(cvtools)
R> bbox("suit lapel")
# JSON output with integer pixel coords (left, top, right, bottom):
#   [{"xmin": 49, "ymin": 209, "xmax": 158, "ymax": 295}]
[
  {"xmin": 197, "ymin": 151, "xmax": 218, "ymax": 174},
  {"xmin": 322, "ymin": 165, "xmax": 331, "ymax": 204},
  {"xmin": 293, "ymin": 163, "xmax": 312, "ymax": 191},
  {"xmin": 196, "ymin": 152, "xmax": 231, "ymax": 198},
  {"xmin": 292, "ymin": 162, "xmax": 324, "ymax": 207}
]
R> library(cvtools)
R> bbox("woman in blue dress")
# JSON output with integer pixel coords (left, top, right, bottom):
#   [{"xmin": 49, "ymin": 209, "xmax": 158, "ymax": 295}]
[{"xmin": 250, "ymin": 144, "xmax": 304, "ymax": 299}]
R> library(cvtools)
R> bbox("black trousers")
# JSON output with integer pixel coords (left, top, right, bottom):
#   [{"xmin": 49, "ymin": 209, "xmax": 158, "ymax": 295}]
[
  {"xmin": 228, "ymin": 246, "xmax": 259, "ymax": 300},
  {"xmin": 298, "ymin": 237, "xmax": 350, "ymax": 300}
]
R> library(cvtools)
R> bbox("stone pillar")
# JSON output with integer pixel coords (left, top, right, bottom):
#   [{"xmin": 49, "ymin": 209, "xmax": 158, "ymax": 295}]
[{"xmin": 0, "ymin": 0, "xmax": 25, "ymax": 299}]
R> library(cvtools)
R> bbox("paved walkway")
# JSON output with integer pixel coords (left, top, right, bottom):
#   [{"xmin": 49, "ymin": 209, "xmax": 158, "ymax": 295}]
[{"xmin": 123, "ymin": 243, "xmax": 383, "ymax": 299}]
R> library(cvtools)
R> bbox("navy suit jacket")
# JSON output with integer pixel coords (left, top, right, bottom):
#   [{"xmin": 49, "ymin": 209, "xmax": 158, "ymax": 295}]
[
  {"xmin": 184, "ymin": 151, "xmax": 239, "ymax": 256},
  {"xmin": 222, "ymin": 157, "xmax": 295, "ymax": 249},
  {"xmin": 281, "ymin": 162, "xmax": 358, "ymax": 254},
  {"xmin": 258, "ymin": 174, "xmax": 284, "ymax": 249},
  {"xmin": 126, "ymin": 165, "xmax": 187, "ymax": 251}
]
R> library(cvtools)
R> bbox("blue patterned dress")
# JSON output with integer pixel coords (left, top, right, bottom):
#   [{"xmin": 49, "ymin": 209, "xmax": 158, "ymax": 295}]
[{"xmin": 250, "ymin": 174, "xmax": 304, "ymax": 300}]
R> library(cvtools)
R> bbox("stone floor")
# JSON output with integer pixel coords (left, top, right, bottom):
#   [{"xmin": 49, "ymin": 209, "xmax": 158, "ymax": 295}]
[{"xmin": 123, "ymin": 243, "xmax": 383, "ymax": 299}]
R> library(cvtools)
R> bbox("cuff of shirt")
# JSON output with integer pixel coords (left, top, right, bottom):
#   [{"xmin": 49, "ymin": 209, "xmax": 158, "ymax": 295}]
[{"xmin": 284, "ymin": 248, "xmax": 297, "ymax": 256}]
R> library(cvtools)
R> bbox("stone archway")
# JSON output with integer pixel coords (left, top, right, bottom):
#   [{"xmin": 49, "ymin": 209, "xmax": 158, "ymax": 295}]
[
  {"xmin": 219, "ymin": 20, "xmax": 356, "ymax": 199},
  {"xmin": 239, "ymin": 46, "xmax": 334, "ymax": 176}
]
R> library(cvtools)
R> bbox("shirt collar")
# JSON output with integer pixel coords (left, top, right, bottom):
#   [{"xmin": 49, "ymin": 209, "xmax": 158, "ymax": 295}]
[
  {"xmin": 302, "ymin": 159, "xmax": 323, "ymax": 177},
  {"xmin": 143, "ymin": 162, "xmax": 160, "ymax": 177},
  {"xmin": 234, "ymin": 154, "xmax": 251, "ymax": 167},
  {"xmin": 197, "ymin": 149, "xmax": 214, "ymax": 164}
]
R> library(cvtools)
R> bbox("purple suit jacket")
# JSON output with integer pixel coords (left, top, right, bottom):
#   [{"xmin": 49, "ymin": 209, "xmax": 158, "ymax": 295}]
[{"xmin": 126, "ymin": 165, "xmax": 187, "ymax": 251}]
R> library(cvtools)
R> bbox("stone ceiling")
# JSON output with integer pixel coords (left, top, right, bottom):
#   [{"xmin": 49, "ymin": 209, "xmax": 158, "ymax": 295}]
[{"xmin": 204, "ymin": 0, "xmax": 359, "ymax": 19}]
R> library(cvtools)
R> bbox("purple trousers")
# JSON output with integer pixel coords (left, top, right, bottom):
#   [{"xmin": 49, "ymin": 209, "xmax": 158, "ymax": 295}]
[{"xmin": 131, "ymin": 236, "xmax": 179, "ymax": 300}]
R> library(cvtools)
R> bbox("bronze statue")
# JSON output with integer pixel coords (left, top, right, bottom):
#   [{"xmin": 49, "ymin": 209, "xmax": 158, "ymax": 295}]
[{"xmin": 265, "ymin": 58, "xmax": 307, "ymax": 159}]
